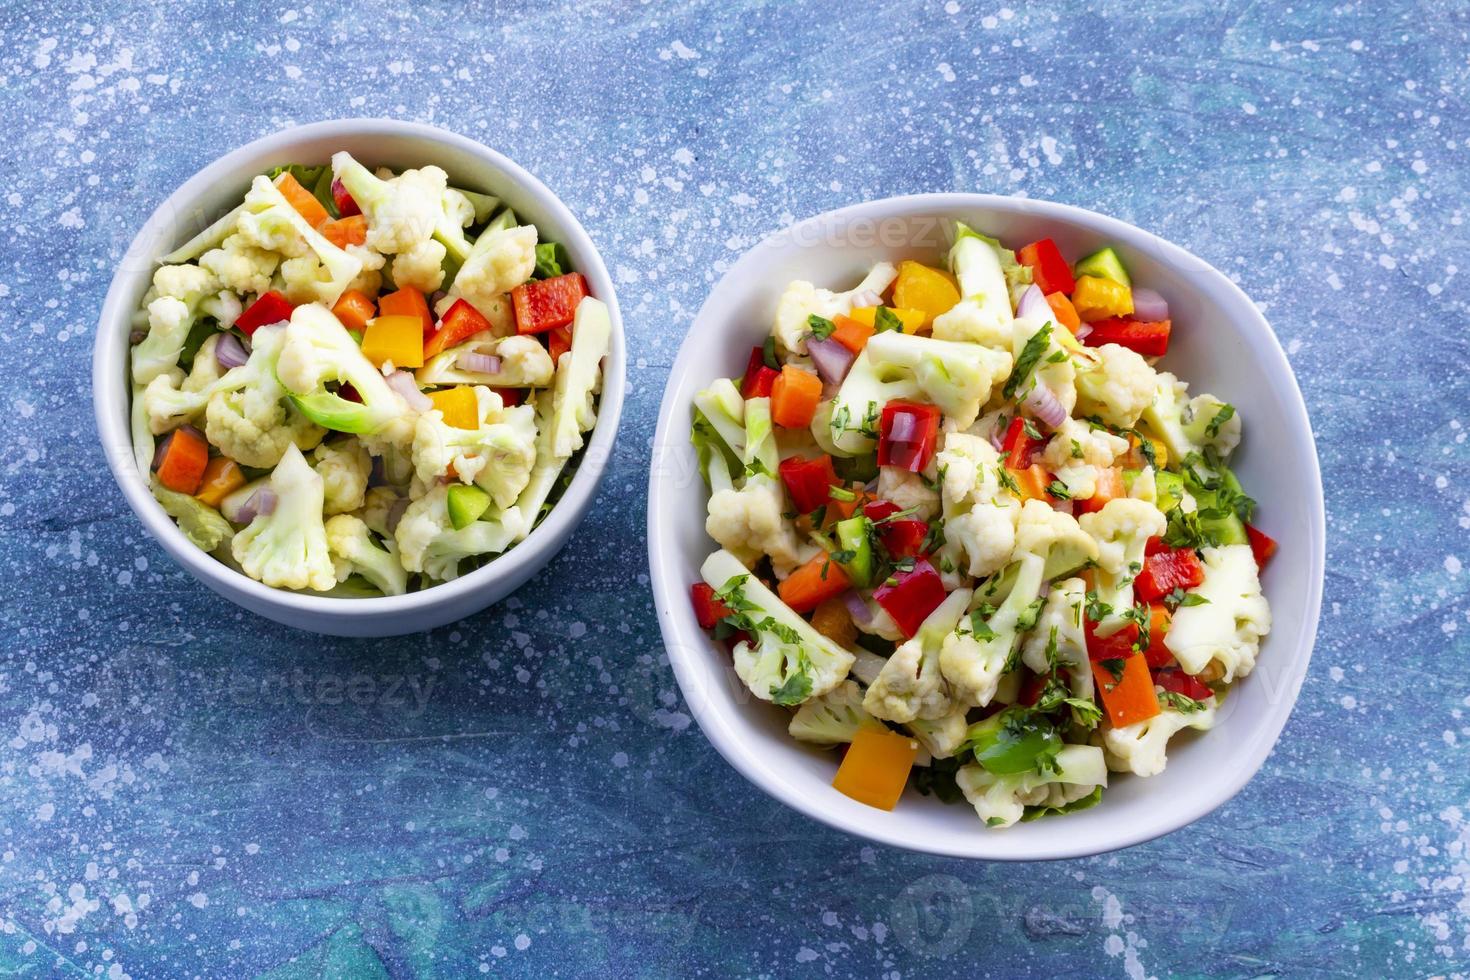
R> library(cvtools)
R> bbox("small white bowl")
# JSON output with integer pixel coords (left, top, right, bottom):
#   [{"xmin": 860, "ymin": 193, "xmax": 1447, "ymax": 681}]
[
  {"xmin": 647, "ymin": 194, "xmax": 1324, "ymax": 859},
  {"xmin": 95, "ymin": 120, "xmax": 624, "ymax": 637}
]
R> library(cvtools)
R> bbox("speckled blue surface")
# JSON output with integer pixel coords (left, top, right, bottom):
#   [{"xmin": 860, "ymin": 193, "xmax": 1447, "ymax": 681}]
[{"xmin": 2, "ymin": 2, "xmax": 1467, "ymax": 977}]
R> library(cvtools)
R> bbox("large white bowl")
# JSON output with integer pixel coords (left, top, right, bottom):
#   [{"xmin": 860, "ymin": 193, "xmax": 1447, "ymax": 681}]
[
  {"xmin": 95, "ymin": 120, "xmax": 625, "ymax": 637},
  {"xmin": 647, "ymin": 194, "xmax": 1324, "ymax": 859}
]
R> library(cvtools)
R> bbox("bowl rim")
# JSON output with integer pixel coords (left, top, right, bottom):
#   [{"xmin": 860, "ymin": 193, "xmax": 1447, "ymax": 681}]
[
  {"xmin": 646, "ymin": 191, "xmax": 1325, "ymax": 860},
  {"xmin": 93, "ymin": 118, "xmax": 625, "ymax": 619}
]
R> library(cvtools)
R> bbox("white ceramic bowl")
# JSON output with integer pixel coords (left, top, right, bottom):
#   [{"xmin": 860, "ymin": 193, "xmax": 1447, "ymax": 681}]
[
  {"xmin": 647, "ymin": 194, "xmax": 1324, "ymax": 859},
  {"xmin": 95, "ymin": 119, "xmax": 624, "ymax": 637}
]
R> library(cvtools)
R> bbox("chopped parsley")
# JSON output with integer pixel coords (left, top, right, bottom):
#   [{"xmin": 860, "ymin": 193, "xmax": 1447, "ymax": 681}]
[
  {"xmin": 874, "ymin": 306, "xmax": 904, "ymax": 333},
  {"xmin": 1002, "ymin": 323, "xmax": 1053, "ymax": 400},
  {"xmin": 807, "ymin": 314, "xmax": 837, "ymax": 342}
]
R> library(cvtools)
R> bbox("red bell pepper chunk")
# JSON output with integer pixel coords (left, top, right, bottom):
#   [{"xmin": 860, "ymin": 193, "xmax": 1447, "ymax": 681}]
[
  {"xmin": 1246, "ymin": 523, "xmax": 1278, "ymax": 568},
  {"xmin": 873, "ymin": 558, "xmax": 947, "ymax": 638},
  {"xmin": 424, "ymin": 298, "xmax": 493, "ymax": 359},
  {"xmin": 1154, "ymin": 668, "xmax": 1213, "ymax": 702},
  {"xmin": 512, "ymin": 272, "xmax": 589, "ymax": 335},
  {"xmin": 1082, "ymin": 317, "xmax": 1172, "ymax": 357},
  {"xmin": 547, "ymin": 325, "xmax": 573, "ymax": 363},
  {"xmin": 863, "ymin": 500, "xmax": 928, "ymax": 559},
  {"xmin": 1135, "ymin": 547, "xmax": 1206, "ymax": 603},
  {"xmin": 778, "ymin": 455, "xmax": 840, "ymax": 514},
  {"xmin": 1017, "ymin": 238, "xmax": 1075, "ymax": 296},
  {"xmin": 1018, "ymin": 671, "xmax": 1048, "ymax": 707},
  {"xmin": 690, "ymin": 582, "xmax": 733, "ymax": 631},
  {"xmin": 1141, "ymin": 603, "xmax": 1174, "ymax": 668},
  {"xmin": 877, "ymin": 401, "xmax": 941, "ymax": 472},
  {"xmin": 740, "ymin": 346, "xmax": 780, "ymax": 399},
  {"xmin": 331, "ymin": 178, "xmax": 361, "ymax": 218},
  {"xmin": 1084, "ymin": 617, "xmax": 1139, "ymax": 663},
  {"xmin": 234, "ymin": 290, "xmax": 295, "ymax": 336},
  {"xmin": 1000, "ymin": 416, "xmax": 1047, "ymax": 470},
  {"xmin": 492, "ymin": 387, "xmax": 524, "ymax": 407}
]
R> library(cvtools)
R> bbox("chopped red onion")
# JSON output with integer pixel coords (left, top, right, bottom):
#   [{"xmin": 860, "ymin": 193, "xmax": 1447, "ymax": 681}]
[
  {"xmin": 151, "ymin": 431, "xmax": 172, "ymax": 471},
  {"xmin": 1023, "ymin": 383, "xmax": 1067, "ymax": 430},
  {"xmin": 849, "ymin": 289, "xmax": 884, "ymax": 309},
  {"xmin": 1015, "ymin": 283, "xmax": 1051, "ymax": 321},
  {"xmin": 1049, "ymin": 497, "xmax": 1074, "ymax": 515},
  {"xmin": 430, "ymin": 290, "xmax": 448, "ymax": 308},
  {"xmin": 886, "ymin": 411, "xmax": 918, "ymax": 443},
  {"xmin": 1075, "ymin": 324, "xmax": 1093, "ymax": 341},
  {"xmin": 178, "ymin": 424, "xmax": 205, "ymax": 443},
  {"xmin": 386, "ymin": 497, "xmax": 410, "ymax": 533},
  {"xmin": 234, "ymin": 487, "xmax": 278, "ymax": 524},
  {"xmin": 386, "ymin": 371, "xmax": 432, "ymax": 411},
  {"xmin": 806, "ymin": 338, "xmax": 855, "ymax": 385},
  {"xmin": 1131, "ymin": 287, "xmax": 1169, "ymax": 322},
  {"xmin": 842, "ymin": 590, "xmax": 874, "ymax": 627},
  {"xmin": 988, "ymin": 426, "xmax": 1005, "ymax": 451},
  {"xmin": 215, "ymin": 332, "xmax": 250, "ymax": 369},
  {"xmin": 456, "ymin": 352, "xmax": 503, "ymax": 375}
]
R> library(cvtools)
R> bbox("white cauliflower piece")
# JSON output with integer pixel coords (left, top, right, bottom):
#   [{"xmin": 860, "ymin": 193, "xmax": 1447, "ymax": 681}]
[
  {"xmin": 1141, "ymin": 371, "xmax": 1242, "ymax": 462},
  {"xmin": 235, "ymin": 176, "xmax": 361, "ymax": 307},
  {"xmin": 330, "ymin": 153, "xmax": 448, "ymax": 254},
  {"xmin": 324, "ymin": 513, "xmax": 408, "ymax": 596},
  {"xmin": 202, "ymin": 324, "xmax": 326, "ymax": 467},
  {"xmin": 547, "ymin": 297, "xmax": 612, "ymax": 458},
  {"xmin": 956, "ymin": 745, "xmax": 1108, "ymax": 829},
  {"xmin": 877, "ymin": 466, "xmax": 940, "ymax": 522},
  {"xmin": 931, "ymin": 298, "xmax": 1011, "ymax": 349},
  {"xmin": 1164, "ymin": 544, "xmax": 1271, "ymax": 682},
  {"xmin": 1103, "ymin": 700, "xmax": 1218, "ymax": 776},
  {"xmin": 706, "ymin": 480, "xmax": 809, "ymax": 578},
  {"xmin": 344, "ymin": 244, "xmax": 386, "ymax": 297},
  {"xmin": 441, "ymin": 224, "xmax": 538, "ymax": 319},
  {"xmin": 199, "ymin": 233, "xmax": 279, "ymax": 296},
  {"xmin": 1078, "ymin": 498, "xmax": 1167, "ymax": 629},
  {"xmin": 1075, "ymin": 344, "xmax": 1158, "ymax": 429},
  {"xmin": 1042, "ymin": 418, "xmax": 1129, "ymax": 500},
  {"xmin": 313, "ymin": 439, "xmax": 372, "ymax": 516},
  {"xmin": 416, "ymin": 334, "xmax": 556, "ymax": 389},
  {"xmin": 863, "ymin": 589, "xmax": 971, "ymax": 723},
  {"xmin": 411, "ymin": 403, "xmax": 538, "ymax": 509},
  {"xmin": 788, "ymin": 681, "xmax": 878, "ymax": 745},
  {"xmin": 936, "ymin": 432, "xmax": 1020, "ymax": 577},
  {"xmin": 388, "ymin": 238, "xmax": 448, "ymax": 293},
  {"xmin": 772, "ymin": 262, "xmax": 897, "ymax": 356},
  {"xmin": 393, "ymin": 483, "xmax": 527, "ymax": 580},
  {"xmin": 230, "ymin": 444, "xmax": 337, "ymax": 591}
]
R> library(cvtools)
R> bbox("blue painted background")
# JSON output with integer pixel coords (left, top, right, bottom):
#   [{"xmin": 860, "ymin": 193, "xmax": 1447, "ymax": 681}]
[{"xmin": 2, "ymin": 1, "xmax": 1467, "ymax": 976}]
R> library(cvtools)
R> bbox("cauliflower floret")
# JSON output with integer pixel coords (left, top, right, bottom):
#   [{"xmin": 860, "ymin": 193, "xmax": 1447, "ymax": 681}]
[
  {"xmin": 906, "ymin": 707, "xmax": 971, "ymax": 760},
  {"xmin": 441, "ymin": 224, "xmax": 538, "ymax": 319},
  {"xmin": 1103, "ymin": 700, "xmax": 1218, "ymax": 776},
  {"xmin": 201, "ymin": 289, "xmax": 243, "ymax": 329},
  {"xmin": 863, "ymin": 589, "xmax": 970, "ymax": 723},
  {"xmin": 1010, "ymin": 315, "xmax": 1077, "ymax": 418},
  {"xmin": 955, "ymin": 744, "xmax": 1108, "ymax": 829},
  {"xmin": 547, "ymin": 298, "xmax": 611, "ymax": 458},
  {"xmin": 1074, "ymin": 344, "xmax": 1157, "ymax": 429},
  {"xmin": 1042, "ymin": 418, "xmax": 1129, "ymax": 500},
  {"xmin": 1141, "ymin": 371, "xmax": 1242, "ymax": 462},
  {"xmin": 788, "ymin": 681, "xmax": 878, "ymax": 745},
  {"xmin": 416, "ymin": 334, "xmax": 556, "ymax": 390},
  {"xmin": 183, "ymin": 335, "xmax": 225, "ymax": 392},
  {"xmin": 1164, "ymin": 544, "xmax": 1271, "ymax": 682},
  {"xmin": 388, "ymin": 238, "xmax": 448, "ymax": 293},
  {"xmin": 877, "ymin": 466, "xmax": 940, "ymax": 522},
  {"xmin": 1078, "ymin": 498, "xmax": 1167, "ymax": 624},
  {"xmin": 936, "ymin": 432, "xmax": 1019, "ymax": 577},
  {"xmin": 132, "ymin": 264, "xmax": 220, "ymax": 385},
  {"xmin": 235, "ymin": 176, "xmax": 361, "ymax": 307},
  {"xmin": 202, "ymin": 324, "xmax": 326, "ymax": 467},
  {"xmin": 1018, "ymin": 576, "xmax": 1095, "ymax": 713},
  {"xmin": 313, "ymin": 438, "xmax": 372, "ymax": 515},
  {"xmin": 330, "ymin": 153, "xmax": 448, "ymax": 255},
  {"xmin": 706, "ymin": 480, "xmax": 809, "ymax": 577},
  {"xmin": 393, "ymin": 483, "xmax": 526, "ymax": 580},
  {"xmin": 230, "ymin": 444, "xmax": 337, "ymax": 591},
  {"xmin": 356, "ymin": 486, "xmax": 401, "ymax": 537},
  {"xmin": 343, "ymin": 244, "xmax": 386, "ymax": 297},
  {"xmin": 199, "ymin": 233, "xmax": 279, "ymax": 296},
  {"xmin": 324, "ymin": 513, "xmax": 408, "ymax": 596},
  {"xmin": 276, "ymin": 303, "xmax": 412, "ymax": 435},
  {"xmin": 931, "ymin": 298, "xmax": 1010, "ymax": 349},
  {"xmin": 411, "ymin": 402, "xmax": 538, "ymax": 509},
  {"xmin": 772, "ymin": 262, "xmax": 898, "ymax": 357},
  {"xmin": 152, "ymin": 263, "xmax": 217, "ymax": 302}
]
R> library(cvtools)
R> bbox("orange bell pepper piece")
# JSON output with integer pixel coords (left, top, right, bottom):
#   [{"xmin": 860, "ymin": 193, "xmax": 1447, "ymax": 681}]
[
  {"xmin": 360, "ymin": 315, "xmax": 425, "ymax": 369},
  {"xmin": 847, "ymin": 305, "xmax": 927, "ymax": 335},
  {"xmin": 320, "ymin": 215, "xmax": 367, "ymax": 249},
  {"xmin": 770, "ymin": 365, "xmax": 822, "ymax": 429},
  {"xmin": 1045, "ymin": 291, "xmax": 1081, "ymax": 332},
  {"xmin": 155, "ymin": 427, "xmax": 210, "ymax": 495},
  {"xmin": 330, "ymin": 289, "xmax": 377, "ymax": 334},
  {"xmin": 829, "ymin": 314, "xmax": 875, "ymax": 352},
  {"xmin": 810, "ymin": 597, "xmax": 858, "ymax": 649},
  {"xmin": 1091, "ymin": 653, "xmax": 1161, "ymax": 728},
  {"xmin": 194, "ymin": 457, "xmax": 246, "ymax": 508},
  {"xmin": 777, "ymin": 554, "xmax": 850, "ymax": 614},
  {"xmin": 832, "ymin": 727, "xmax": 918, "ymax": 810},
  {"xmin": 273, "ymin": 172, "xmax": 330, "ymax": 229},
  {"xmin": 1077, "ymin": 466, "xmax": 1124, "ymax": 514},
  {"xmin": 424, "ymin": 299, "xmax": 494, "ymax": 360},
  {"xmin": 379, "ymin": 286, "xmax": 435, "ymax": 338}
]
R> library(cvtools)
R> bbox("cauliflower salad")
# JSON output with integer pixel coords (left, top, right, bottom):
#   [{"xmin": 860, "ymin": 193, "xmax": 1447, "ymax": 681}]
[
  {"xmin": 130, "ymin": 152, "xmax": 610, "ymax": 595},
  {"xmin": 689, "ymin": 224, "xmax": 1275, "ymax": 828}
]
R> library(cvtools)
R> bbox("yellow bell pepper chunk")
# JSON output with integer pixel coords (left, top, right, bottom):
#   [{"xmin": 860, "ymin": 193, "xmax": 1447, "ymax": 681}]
[
  {"xmin": 831, "ymin": 726, "xmax": 918, "ymax": 811},
  {"xmin": 847, "ymin": 305, "xmax": 927, "ymax": 335},
  {"xmin": 1127, "ymin": 432, "xmax": 1169, "ymax": 471},
  {"xmin": 360, "ymin": 314, "xmax": 425, "ymax": 369},
  {"xmin": 891, "ymin": 261, "xmax": 960, "ymax": 327},
  {"xmin": 428, "ymin": 386, "xmax": 480, "ymax": 430},
  {"xmin": 1071, "ymin": 275, "xmax": 1134, "ymax": 322}
]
